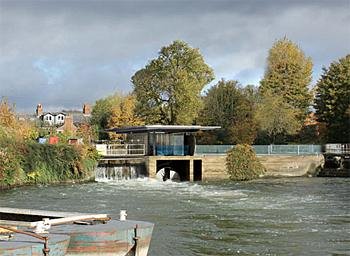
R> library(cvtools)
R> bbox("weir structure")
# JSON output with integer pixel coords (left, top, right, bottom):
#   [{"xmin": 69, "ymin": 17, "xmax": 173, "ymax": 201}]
[
  {"xmin": 93, "ymin": 125, "xmax": 324, "ymax": 181},
  {"xmin": 318, "ymin": 144, "xmax": 350, "ymax": 177},
  {"xmin": 94, "ymin": 125, "xmax": 220, "ymax": 181}
]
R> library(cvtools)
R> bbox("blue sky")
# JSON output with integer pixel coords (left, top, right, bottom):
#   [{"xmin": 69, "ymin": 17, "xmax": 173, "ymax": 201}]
[{"xmin": 0, "ymin": 0, "xmax": 349, "ymax": 113}]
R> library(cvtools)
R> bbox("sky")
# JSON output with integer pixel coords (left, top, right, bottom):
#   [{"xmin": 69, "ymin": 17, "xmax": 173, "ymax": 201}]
[{"xmin": 0, "ymin": 0, "xmax": 349, "ymax": 113}]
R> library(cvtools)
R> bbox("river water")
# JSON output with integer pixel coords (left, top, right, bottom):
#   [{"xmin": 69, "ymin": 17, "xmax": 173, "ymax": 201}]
[{"xmin": 0, "ymin": 177, "xmax": 349, "ymax": 256}]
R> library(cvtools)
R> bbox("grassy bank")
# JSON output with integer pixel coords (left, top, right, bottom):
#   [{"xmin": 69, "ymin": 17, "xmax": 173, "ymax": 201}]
[{"xmin": 0, "ymin": 141, "xmax": 99, "ymax": 189}]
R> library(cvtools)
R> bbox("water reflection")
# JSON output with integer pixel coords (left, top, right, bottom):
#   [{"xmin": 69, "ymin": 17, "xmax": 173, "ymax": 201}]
[{"xmin": 0, "ymin": 177, "xmax": 349, "ymax": 255}]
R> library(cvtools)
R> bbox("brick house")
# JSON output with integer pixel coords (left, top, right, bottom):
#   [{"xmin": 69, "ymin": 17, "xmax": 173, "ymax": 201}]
[
  {"xmin": 56, "ymin": 116, "xmax": 78, "ymax": 136},
  {"xmin": 35, "ymin": 104, "xmax": 90, "ymax": 136}
]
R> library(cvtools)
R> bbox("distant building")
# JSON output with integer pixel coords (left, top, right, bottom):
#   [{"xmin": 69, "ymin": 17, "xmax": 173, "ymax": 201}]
[
  {"xmin": 39, "ymin": 111, "xmax": 66, "ymax": 126},
  {"xmin": 16, "ymin": 104, "xmax": 91, "ymax": 137},
  {"xmin": 56, "ymin": 116, "xmax": 78, "ymax": 136}
]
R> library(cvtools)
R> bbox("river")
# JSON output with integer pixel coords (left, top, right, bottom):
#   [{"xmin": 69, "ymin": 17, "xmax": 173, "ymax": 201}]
[{"xmin": 0, "ymin": 177, "xmax": 349, "ymax": 255}]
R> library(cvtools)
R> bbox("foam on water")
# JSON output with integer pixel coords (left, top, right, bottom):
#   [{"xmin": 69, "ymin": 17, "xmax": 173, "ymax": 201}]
[
  {"xmin": 95, "ymin": 165, "xmax": 143, "ymax": 182},
  {"xmin": 2, "ymin": 178, "xmax": 349, "ymax": 255}
]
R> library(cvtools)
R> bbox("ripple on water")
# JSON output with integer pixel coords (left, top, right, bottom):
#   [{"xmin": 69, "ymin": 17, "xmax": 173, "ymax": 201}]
[{"xmin": 0, "ymin": 177, "xmax": 349, "ymax": 256}]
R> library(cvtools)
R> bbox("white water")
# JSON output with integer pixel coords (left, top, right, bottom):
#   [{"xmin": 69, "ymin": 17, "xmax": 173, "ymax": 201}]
[
  {"xmin": 1, "ymin": 177, "xmax": 349, "ymax": 255},
  {"xmin": 95, "ymin": 165, "xmax": 142, "ymax": 182}
]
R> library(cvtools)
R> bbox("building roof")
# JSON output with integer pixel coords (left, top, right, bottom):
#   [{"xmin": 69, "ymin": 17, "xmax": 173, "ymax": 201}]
[
  {"xmin": 41, "ymin": 112, "xmax": 66, "ymax": 117},
  {"xmin": 62, "ymin": 110, "xmax": 90, "ymax": 126},
  {"xmin": 102, "ymin": 125, "xmax": 221, "ymax": 134}
]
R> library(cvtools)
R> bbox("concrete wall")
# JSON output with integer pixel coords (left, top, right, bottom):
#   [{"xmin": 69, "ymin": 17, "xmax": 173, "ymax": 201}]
[
  {"xmin": 143, "ymin": 154, "xmax": 324, "ymax": 181},
  {"xmin": 258, "ymin": 155, "xmax": 324, "ymax": 177}
]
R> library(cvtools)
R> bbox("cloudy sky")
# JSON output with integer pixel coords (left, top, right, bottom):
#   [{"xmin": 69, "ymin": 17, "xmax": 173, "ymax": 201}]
[{"xmin": 0, "ymin": 0, "xmax": 349, "ymax": 113}]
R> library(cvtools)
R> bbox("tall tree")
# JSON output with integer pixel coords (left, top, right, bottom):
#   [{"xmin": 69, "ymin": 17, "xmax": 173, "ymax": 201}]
[
  {"xmin": 90, "ymin": 92, "xmax": 144, "ymax": 140},
  {"xmin": 90, "ymin": 97, "xmax": 113, "ymax": 139},
  {"xmin": 254, "ymin": 92, "xmax": 301, "ymax": 144},
  {"xmin": 260, "ymin": 36, "xmax": 313, "ymax": 120},
  {"xmin": 0, "ymin": 96, "xmax": 37, "ymax": 141},
  {"xmin": 107, "ymin": 93, "xmax": 144, "ymax": 139},
  {"xmin": 131, "ymin": 40, "xmax": 215, "ymax": 125},
  {"xmin": 314, "ymin": 54, "xmax": 350, "ymax": 143},
  {"xmin": 197, "ymin": 79, "xmax": 258, "ymax": 144}
]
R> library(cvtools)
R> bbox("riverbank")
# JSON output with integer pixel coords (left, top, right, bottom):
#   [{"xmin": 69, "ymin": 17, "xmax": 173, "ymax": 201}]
[{"xmin": 0, "ymin": 142, "xmax": 99, "ymax": 190}]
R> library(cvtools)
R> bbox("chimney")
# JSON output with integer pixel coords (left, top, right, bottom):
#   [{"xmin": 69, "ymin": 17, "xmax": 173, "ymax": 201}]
[
  {"xmin": 83, "ymin": 104, "xmax": 90, "ymax": 116},
  {"xmin": 64, "ymin": 116, "xmax": 74, "ymax": 126},
  {"xmin": 62, "ymin": 116, "xmax": 76, "ymax": 136},
  {"xmin": 36, "ymin": 104, "xmax": 43, "ymax": 117}
]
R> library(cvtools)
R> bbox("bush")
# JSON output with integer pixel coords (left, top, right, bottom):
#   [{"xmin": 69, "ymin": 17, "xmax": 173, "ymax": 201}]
[
  {"xmin": 0, "ymin": 127, "xmax": 26, "ymax": 187},
  {"xmin": 23, "ymin": 142, "xmax": 98, "ymax": 183},
  {"xmin": 226, "ymin": 144, "xmax": 266, "ymax": 181},
  {"xmin": 0, "ymin": 144, "xmax": 25, "ymax": 187}
]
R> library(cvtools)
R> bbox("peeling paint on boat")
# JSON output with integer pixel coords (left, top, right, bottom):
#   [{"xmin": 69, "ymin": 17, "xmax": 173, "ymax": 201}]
[
  {"xmin": 0, "ymin": 208, "xmax": 154, "ymax": 256},
  {"xmin": 0, "ymin": 233, "xmax": 70, "ymax": 256}
]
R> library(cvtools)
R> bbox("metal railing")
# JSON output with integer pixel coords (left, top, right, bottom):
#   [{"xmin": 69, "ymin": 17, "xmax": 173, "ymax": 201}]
[
  {"xmin": 195, "ymin": 145, "xmax": 322, "ymax": 156},
  {"xmin": 325, "ymin": 144, "xmax": 350, "ymax": 154},
  {"xmin": 95, "ymin": 144, "xmax": 145, "ymax": 156}
]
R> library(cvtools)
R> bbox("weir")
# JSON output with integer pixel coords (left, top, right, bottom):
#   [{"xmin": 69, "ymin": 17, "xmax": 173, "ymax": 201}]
[
  {"xmin": 94, "ymin": 125, "xmax": 220, "ymax": 182},
  {"xmin": 95, "ymin": 162, "xmax": 146, "ymax": 181},
  {"xmin": 93, "ymin": 125, "xmax": 324, "ymax": 181}
]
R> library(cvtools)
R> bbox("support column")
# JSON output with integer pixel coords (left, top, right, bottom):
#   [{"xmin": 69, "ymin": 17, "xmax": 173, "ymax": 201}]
[
  {"xmin": 152, "ymin": 133, "xmax": 156, "ymax": 156},
  {"xmin": 189, "ymin": 159, "xmax": 194, "ymax": 181},
  {"xmin": 145, "ymin": 157, "xmax": 157, "ymax": 179}
]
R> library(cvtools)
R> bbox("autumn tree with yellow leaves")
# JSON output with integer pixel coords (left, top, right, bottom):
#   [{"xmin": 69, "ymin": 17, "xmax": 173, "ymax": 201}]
[
  {"xmin": 0, "ymin": 96, "xmax": 37, "ymax": 141},
  {"xmin": 259, "ymin": 36, "xmax": 313, "ymax": 120},
  {"xmin": 107, "ymin": 93, "xmax": 144, "ymax": 139},
  {"xmin": 257, "ymin": 37, "xmax": 313, "ymax": 143},
  {"xmin": 90, "ymin": 92, "xmax": 144, "ymax": 140}
]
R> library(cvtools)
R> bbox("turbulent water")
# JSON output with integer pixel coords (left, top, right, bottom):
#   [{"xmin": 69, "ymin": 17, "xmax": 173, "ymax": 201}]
[{"xmin": 0, "ymin": 177, "xmax": 349, "ymax": 256}]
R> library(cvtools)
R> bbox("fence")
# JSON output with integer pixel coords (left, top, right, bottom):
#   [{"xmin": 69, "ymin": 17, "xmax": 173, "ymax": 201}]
[
  {"xmin": 325, "ymin": 144, "xmax": 350, "ymax": 154},
  {"xmin": 195, "ymin": 145, "xmax": 322, "ymax": 156},
  {"xmin": 95, "ymin": 144, "xmax": 145, "ymax": 156}
]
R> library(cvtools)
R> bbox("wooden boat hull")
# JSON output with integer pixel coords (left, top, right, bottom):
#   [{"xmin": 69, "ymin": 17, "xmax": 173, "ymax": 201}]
[{"xmin": 0, "ymin": 233, "xmax": 70, "ymax": 256}]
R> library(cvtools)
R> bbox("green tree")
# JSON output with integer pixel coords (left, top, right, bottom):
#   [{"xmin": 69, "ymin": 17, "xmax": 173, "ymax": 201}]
[
  {"xmin": 90, "ymin": 98, "xmax": 112, "ymax": 139},
  {"xmin": 255, "ymin": 92, "xmax": 301, "ymax": 144},
  {"xmin": 90, "ymin": 92, "xmax": 124, "ymax": 139},
  {"xmin": 260, "ymin": 36, "xmax": 313, "ymax": 120},
  {"xmin": 131, "ymin": 40, "xmax": 215, "ymax": 125},
  {"xmin": 314, "ymin": 54, "xmax": 350, "ymax": 143},
  {"xmin": 90, "ymin": 92, "xmax": 144, "ymax": 140},
  {"xmin": 197, "ymin": 79, "xmax": 257, "ymax": 144}
]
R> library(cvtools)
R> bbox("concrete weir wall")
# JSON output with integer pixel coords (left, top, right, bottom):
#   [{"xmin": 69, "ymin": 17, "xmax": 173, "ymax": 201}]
[
  {"xmin": 258, "ymin": 155, "xmax": 324, "ymax": 177},
  {"xmin": 144, "ymin": 154, "xmax": 324, "ymax": 181}
]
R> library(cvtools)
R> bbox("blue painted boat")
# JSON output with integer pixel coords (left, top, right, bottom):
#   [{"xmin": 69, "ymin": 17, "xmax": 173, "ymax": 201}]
[
  {"xmin": 0, "ymin": 231, "xmax": 70, "ymax": 256},
  {"xmin": 0, "ymin": 207, "xmax": 154, "ymax": 256}
]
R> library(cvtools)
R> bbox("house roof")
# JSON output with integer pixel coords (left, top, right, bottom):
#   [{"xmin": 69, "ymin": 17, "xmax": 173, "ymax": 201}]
[
  {"xmin": 102, "ymin": 125, "xmax": 221, "ymax": 134},
  {"xmin": 41, "ymin": 112, "xmax": 66, "ymax": 116},
  {"xmin": 62, "ymin": 110, "xmax": 90, "ymax": 125}
]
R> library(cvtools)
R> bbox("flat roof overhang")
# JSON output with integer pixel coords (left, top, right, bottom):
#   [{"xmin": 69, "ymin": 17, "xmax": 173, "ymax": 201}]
[{"xmin": 102, "ymin": 125, "xmax": 221, "ymax": 134}]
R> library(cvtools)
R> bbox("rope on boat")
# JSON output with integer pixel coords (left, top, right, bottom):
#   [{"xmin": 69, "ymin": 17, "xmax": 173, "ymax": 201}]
[
  {"xmin": 0, "ymin": 225, "xmax": 50, "ymax": 256},
  {"xmin": 134, "ymin": 224, "xmax": 140, "ymax": 256}
]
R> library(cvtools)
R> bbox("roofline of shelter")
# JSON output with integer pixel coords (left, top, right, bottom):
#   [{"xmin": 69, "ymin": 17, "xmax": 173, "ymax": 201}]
[{"xmin": 101, "ymin": 125, "xmax": 221, "ymax": 134}]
